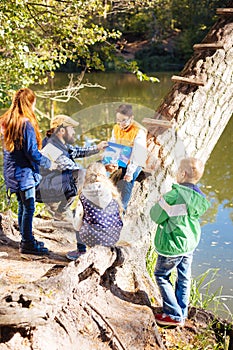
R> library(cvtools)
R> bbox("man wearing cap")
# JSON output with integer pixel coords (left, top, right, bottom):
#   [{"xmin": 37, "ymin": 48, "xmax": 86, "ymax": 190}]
[{"xmin": 36, "ymin": 114, "xmax": 108, "ymax": 214}]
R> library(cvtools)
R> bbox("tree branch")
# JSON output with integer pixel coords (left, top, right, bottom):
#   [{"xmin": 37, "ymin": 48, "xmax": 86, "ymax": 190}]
[{"xmin": 35, "ymin": 74, "xmax": 106, "ymax": 106}]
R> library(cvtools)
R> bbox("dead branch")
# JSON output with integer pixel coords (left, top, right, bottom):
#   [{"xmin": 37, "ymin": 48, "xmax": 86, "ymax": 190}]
[{"xmin": 35, "ymin": 73, "xmax": 106, "ymax": 104}]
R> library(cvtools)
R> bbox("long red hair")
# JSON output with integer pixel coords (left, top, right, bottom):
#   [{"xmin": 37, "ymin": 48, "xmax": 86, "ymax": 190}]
[{"xmin": 0, "ymin": 88, "xmax": 42, "ymax": 152}]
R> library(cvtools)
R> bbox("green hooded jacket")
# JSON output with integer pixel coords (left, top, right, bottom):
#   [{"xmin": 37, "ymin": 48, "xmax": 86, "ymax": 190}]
[{"xmin": 150, "ymin": 184, "xmax": 211, "ymax": 257}]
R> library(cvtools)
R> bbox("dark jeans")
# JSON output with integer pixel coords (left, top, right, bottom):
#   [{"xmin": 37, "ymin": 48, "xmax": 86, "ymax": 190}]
[
  {"xmin": 117, "ymin": 179, "xmax": 134, "ymax": 210},
  {"xmin": 57, "ymin": 169, "xmax": 86, "ymax": 213},
  {"xmin": 17, "ymin": 188, "xmax": 35, "ymax": 242},
  {"xmin": 75, "ymin": 230, "xmax": 86, "ymax": 252}
]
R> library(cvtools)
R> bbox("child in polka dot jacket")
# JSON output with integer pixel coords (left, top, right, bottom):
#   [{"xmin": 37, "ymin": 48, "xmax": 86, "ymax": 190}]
[{"xmin": 66, "ymin": 162, "xmax": 124, "ymax": 260}]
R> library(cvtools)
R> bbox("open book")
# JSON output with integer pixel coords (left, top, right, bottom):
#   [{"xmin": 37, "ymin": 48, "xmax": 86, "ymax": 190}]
[
  {"xmin": 41, "ymin": 143, "xmax": 63, "ymax": 162},
  {"xmin": 102, "ymin": 142, "xmax": 132, "ymax": 168}
]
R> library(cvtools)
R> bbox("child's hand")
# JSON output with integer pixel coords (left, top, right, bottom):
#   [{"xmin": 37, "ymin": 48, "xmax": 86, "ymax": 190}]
[
  {"xmin": 124, "ymin": 175, "xmax": 132, "ymax": 182},
  {"xmin": 105, "ymin": 164, "xmax": 118, "ymax": 173}
]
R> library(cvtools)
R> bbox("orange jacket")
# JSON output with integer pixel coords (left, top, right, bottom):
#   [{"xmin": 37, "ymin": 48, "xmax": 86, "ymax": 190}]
[{"xmin": 112, "ymin": 123, "xmax": 139, "ymax": 146}]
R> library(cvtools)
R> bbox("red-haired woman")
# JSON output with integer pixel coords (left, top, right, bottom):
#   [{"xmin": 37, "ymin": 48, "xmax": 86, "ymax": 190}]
[{"xmin": 1, "ymin": 88, "xmax": 53, "ymax": 255}]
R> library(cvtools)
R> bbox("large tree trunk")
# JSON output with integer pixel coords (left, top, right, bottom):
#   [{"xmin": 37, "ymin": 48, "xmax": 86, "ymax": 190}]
[{"xmin": 0, "ymin": 7, "xmax": 233, "ymax": 350}]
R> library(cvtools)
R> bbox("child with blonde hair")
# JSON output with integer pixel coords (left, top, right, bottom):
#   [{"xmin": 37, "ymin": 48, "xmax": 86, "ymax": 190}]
[
  {"xmin": 66, "ymin": 162, "xmax": 123, "ymax": 260},
  {"xmin": 150, "ymin": 157, "xmax": 210, "ymax": 327}
]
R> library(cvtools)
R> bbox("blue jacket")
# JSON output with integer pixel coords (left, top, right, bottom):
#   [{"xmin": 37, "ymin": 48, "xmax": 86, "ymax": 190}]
[{"xmin": 3, "ymin": 121, "xmax": 51, "ymax": 193}]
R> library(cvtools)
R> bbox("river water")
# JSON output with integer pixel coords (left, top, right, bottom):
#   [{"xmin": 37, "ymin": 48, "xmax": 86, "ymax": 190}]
[{"xmin": 3, "ymin": 71, "xmax": 233, "ymax": 318}]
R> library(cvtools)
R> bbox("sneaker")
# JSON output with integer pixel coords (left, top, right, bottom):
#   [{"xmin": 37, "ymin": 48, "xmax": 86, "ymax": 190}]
[
  {"xmin": 155, "ymin": 313, "xmax": 184, "ymax": 327},
  {"xmin": 66, "ymin": 250, "xmax": 86, "ymax": 261},
  {"xmin": 35, "ymin": 240, "xmax": 45, "ymax": 247},
  {"xmin": 19, "ymin": 241, "xmax": 49, "ymax": 255}
]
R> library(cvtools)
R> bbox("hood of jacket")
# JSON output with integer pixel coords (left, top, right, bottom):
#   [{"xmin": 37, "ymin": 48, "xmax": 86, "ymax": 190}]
[
  {"xmin": 82, "ymin": 182, "xmax": 112, "ymax": 209},
  {"xmin": 172, "ymin": 184, "xmax": 210, "ymax": 217}
]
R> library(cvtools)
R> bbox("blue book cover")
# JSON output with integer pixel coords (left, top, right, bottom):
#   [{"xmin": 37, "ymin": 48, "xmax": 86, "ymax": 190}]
[{"xmin": 102, "ymin": 142, "xmax": 132, "ymax": 168}]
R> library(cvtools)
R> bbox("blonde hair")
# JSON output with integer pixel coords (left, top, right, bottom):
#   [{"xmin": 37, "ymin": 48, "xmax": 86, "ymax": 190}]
[
  {"xmin": 178, "ymin": 158, "xmax": 205, "ymax": 184},
  {"xmin": 84, "ymin": 162, "xmax": 123, "ymax": 211},
  {"xmin": 0, "ymin": 88, "xmax": 42, "ymax": 152}
]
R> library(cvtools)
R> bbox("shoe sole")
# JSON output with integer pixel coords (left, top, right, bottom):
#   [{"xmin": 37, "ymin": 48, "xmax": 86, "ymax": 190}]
[
  {"xmin": 156, "ymin": 320, "xmax": 184, "ymax": 327},
  {"xmin": 19, "ymin": 250, "xmax": 49, "ymax": 256},
  {"xmin": 66, "ymin": 255, "xmax": 78, "ymax": 261},
  {"xmin": 66, "ymin": 252, "xmax": 86, "ymax": 261}
]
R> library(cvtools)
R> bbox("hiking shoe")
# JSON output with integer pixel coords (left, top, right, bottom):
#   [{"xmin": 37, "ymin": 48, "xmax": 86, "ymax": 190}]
[
  {"xmin": 66, "ymin": 250, "xmax": 86, "ymax": 261},
  {"xmin": 19, "ymin": 241, "xmax": 49, "ymax": 255},
  {"xmin": 155, "ymin": 313, "xmax": 184, "ymax": 327}
]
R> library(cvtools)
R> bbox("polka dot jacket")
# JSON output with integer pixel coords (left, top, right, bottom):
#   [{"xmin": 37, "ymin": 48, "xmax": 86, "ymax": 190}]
[{"xmin": 79, "ymin": 193, "xmax": 123, "ymax": 247}]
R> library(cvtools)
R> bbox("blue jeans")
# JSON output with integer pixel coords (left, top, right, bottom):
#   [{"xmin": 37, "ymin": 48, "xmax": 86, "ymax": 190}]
[
  {"xmin": 154, "ymin": 253, "xmax": 193, "ymax": 322},
  {"xmin": 117, "ymin": 166, "xmax": 141, "ymax": 210},
  {"xmin": 17, "ymin": 187, "xmax": 35, "ymax": 242},
  {"xmin": 75, "ymin": 231, "xmax": 86, "ymax": 252}
]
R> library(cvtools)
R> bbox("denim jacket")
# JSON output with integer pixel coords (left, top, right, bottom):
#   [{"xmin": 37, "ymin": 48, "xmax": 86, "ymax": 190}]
[{"xmin": 3, "ymin": 121, "xmax": 51, "ymax": 193}]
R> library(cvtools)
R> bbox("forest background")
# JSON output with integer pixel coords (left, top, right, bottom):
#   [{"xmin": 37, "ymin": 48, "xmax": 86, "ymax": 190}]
[{"xmin": 0, "ymin": 0, "xmax": 226, "ymax": 108}]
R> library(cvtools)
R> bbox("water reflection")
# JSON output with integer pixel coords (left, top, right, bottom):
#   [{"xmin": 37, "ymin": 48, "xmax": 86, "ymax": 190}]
[
  {"xmin": 196, "ymin": 116, "xmax": 233, "ymax": 318},
  {"xmin": 34, "ymin": 71, "xmax": 174, "ymax": 116},
  {"xmin": 201, "ymin": 117, "xmax": 233, "ymax": 209}
]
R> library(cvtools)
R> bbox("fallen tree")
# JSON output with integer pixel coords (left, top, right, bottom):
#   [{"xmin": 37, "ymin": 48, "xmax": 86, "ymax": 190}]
[{"xmin": 0, "ymin": 5, "xmax": 233, "ymax": 350}]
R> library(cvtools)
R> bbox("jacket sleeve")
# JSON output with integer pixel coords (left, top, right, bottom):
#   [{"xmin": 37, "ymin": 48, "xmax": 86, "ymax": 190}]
[
  {"xmin": 72, "ymin": 198, "xmax": 84, "ymax": 231},
  {"xmin": 68, "ymin": 144, "xmax": 99, "ymax": 158},
  {"xmin": 24, "ymin": 121, "xmax": 51, "ymax": 169},
  {"xmin": 150, "ymin": 201, "xmax": 169, "ymax": 224},
  {"xmin": 110, "ymin": 128, "xmax": 115, "ymax": 142},
  {"xmin": 55, "ymin": 154, "xmax": 81, "ymax": 171},
  {"xmin": 150, "ymin": 189, "xmax": 180, "ymax": 224},
  {"xmin": 126, "ymin": 128, "xmax": 147, "ymax": 177}
]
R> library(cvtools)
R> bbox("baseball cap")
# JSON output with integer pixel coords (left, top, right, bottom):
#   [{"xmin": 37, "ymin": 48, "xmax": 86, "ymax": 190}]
[{"xmin": 50, "ymin": 114, "xmax": 79, "ymax": 129}]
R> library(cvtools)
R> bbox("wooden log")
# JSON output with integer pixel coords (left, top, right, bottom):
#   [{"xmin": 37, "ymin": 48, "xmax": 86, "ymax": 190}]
[
  {"xmin": 171, "ymin": 75, "xmax": 205, "ymax": 86},
  {"xmin": 216, "ymin": 8, "xmax": 233, "ymax": 15},
  {"xmin": 0, "ymin": 307, "xmax": 48, "ymax": 327},
  {"xmin": 142, "ymin": 118, "xmax": 173, "ymax": 128},
  {"xmin": 193, "ymin": 43, "xmax": 224, "ymax": 50}
]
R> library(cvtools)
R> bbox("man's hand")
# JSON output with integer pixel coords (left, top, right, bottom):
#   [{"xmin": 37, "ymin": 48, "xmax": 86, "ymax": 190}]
[
  {"xmin": 124, "ymin": 175, "xmax": 132, "ymax": 182},
  {"xmin": 97, "ymin": 141, "xmax": 108, "ymax": 151},
  {"xmin": 49, "ymin": 161, "xmax": 58, "ymax": 171}
]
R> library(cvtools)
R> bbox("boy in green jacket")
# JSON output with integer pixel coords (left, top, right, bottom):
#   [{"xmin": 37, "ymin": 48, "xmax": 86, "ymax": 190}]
[{"xmin": 150, "ymin": 158, "xmax": 210, "ymax": 327}]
